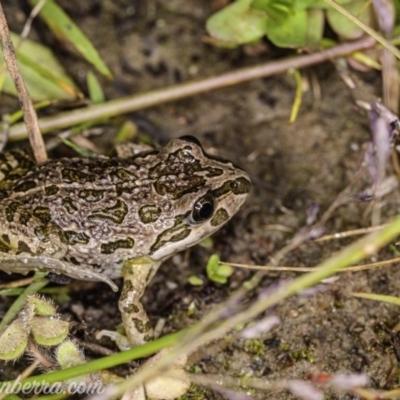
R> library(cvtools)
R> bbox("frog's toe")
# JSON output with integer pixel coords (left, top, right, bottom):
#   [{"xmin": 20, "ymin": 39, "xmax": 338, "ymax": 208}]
[{"xmin": 95, "ymin": 330, "xmax": 131, "ymax": 351}]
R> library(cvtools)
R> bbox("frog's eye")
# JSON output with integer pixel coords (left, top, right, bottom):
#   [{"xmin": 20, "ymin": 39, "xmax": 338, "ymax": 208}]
[
  {"xmin": 179, "ymin": 135, "xmax": 201, "ymax": 147},
  {"xmin": 191, "ymin": 194, "xmax": 215, "ymax": 223}
]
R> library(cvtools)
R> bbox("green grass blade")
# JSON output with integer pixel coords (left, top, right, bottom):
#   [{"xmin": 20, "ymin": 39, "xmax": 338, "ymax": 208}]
[
  {"xmin": 29, "ymin": 0, "xmax": 112, "ymax": 78},
  {"xmin": 0, "ymin": 33, "xmax": 80, "ymax": 101}
]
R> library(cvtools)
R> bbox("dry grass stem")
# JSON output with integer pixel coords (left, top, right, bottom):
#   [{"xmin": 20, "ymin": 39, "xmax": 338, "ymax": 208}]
[
  {"xmin": 315, "ymin": 225, "xmax": 385, "ymax": 241},
  {"xmin": 225, "ymin": 256, "xmax": 400, "ymax": 273},
  {"xmin": 8, "ymin": 36, "xmax": 375, "ymax": 141},
  {"xmin": 0, "ymin": 1, "xmax": 46, "ymax": 163}
]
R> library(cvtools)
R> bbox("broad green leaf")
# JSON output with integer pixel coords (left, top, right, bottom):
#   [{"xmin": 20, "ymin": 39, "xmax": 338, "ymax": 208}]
[
  {"xmin": 293, "ymin": 0, "xmax": 354, "ymax": 10},
  {"xmin": 326, "ymin": 0, "xmax": 373, "ymax": 39},
  {"xmin": 206, "ymin": 0, "xmax": 267, "ymax": 46},
  {"xmin": 0, "ymin": 33, "xmax": 80, "ymax": 101},
  {"xmin": 265, "ymin": 8, "xmax": 308, "ymax": 47},
  {"xmin": 4, "ymin": 61, "xmax": 73, "ymax": 101},
  {"xmin": 251, "ymin": 0, "xmax": 294, "ymax": 22},
  {"xmin": 12, "ymin": 33, "xmax": 77, "ymax": 94},
  {"xmin": 264, "ymin": 7, "xmax": 323, "ymax": 48},
  {"xmin": 29, "ymin": 0, "xmax": 112, "ymax": 78},
  {"xmin": 294, "ymin": 0, "xmax": 325, "ymax": 9},
  {"xmin": 290, "ymin": 0, "xmax": 327, "ymax": 9},
  {"xmin": 306, "ymin": 8, "xmax": 324, "ymax": 48}
]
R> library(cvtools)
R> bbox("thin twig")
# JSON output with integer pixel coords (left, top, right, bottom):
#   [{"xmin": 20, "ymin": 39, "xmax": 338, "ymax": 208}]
[
  {"xmin": 0, "ymin": 1, "xmax": 46, "ymax": 163},
  {"xmin": 0, "ymin": 276, "xmax": 34, "ymax": 289},
  {"xmin": 225, "ymin": 256, "xmax": 400, "ymax": 273},
  {"xmin": 315, "ymin": 225, "xmax": 385, "ymax": 242},
  {"xmin": 8, "ymin": 36, "xmax": 376, "ymax": 141},
  {"xmin": 19, "ymin": 0, "xmax": 47, "ymax": 42}
]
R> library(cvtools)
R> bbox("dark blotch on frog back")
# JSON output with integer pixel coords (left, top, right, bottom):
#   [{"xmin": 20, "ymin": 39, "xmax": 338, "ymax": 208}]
[
  {"xmin": 13, "ymin": 180, "xmax": 37, "ymax": 193},
  {"xmin": 139, "ymin": 205, "xmax": 162, "ymax": 223},
  {"xmin": 89, "ymin": 200, "xmax": 128, "ymax": 224},
  {"xmin": 101, "ymin": 237, "xmax": 135, "ymax": 254}
]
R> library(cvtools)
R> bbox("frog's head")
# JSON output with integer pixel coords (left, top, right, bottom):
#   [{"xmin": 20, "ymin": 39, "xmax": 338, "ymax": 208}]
[{"xmin": 147, "ymin": 136, "xmax": 251, "ymax": 261}]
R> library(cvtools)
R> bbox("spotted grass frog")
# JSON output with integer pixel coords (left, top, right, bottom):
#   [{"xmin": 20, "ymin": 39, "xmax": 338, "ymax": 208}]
[{"xmin": 0, "ymin": 136, "xmax": 250, "ymax": 347}]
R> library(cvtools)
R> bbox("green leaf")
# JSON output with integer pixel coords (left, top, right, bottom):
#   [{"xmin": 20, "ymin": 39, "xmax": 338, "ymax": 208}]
[
  {"xmin": 115, "ymin": 120, "xmax": 138, "ymax": 143},
  {"xmin": 292, "ymin": 0, "xmax": 354, "ymax": 10},
  {"xmin": 28, "ymin": 295, "xmax": 57, "ymax": 316},
  {"xmin": 305, "ymin": 9, "xmax": 324, "ymax": 48},
  {"xmin": 87, "ymin": 71, "xmax": 105, "ymax": 104},
  {"xmin": 0, "ymin": 318, "xmax": 28, "ymax": 360},
  {"xmin": 31, "ymin": 316, "xmax": 69, "ymax": 346},
  {"xmin": 206, "ymin": 254, "xmax": 234, "ymax": 284},
  {"xmin": 326, "ymin": 0, "xmax": 373, "ymax": 39},
  {"xmin": 56, "ymin": 340, "xmax": 85, "ymax": 369},
  {"xmin": 0, "ymin": 33, "xmax": 80, "ymax": 101},
  {"xmin": 188, "ymin": 275, "xmax": 204, "ymax": 286},
  {"xmin": 199, "ymin": 236, "xmax": 213, "ymax": 249},
  {"xmin": 206, "ymin": 0, "xmax": 267, "ymax": 46},
  {"xmin": 293, "ymin": 0, "xmax": 327, "ymax": 9},
  {"xmin": 217, "ymin": 264, "xmax": 235, "ymax": 278},
  {"xmin": 251, "ymin": 0, "xmax": 294, "ymax": 22},
  {"xmin": 29, "ymin": 0, "xmax": 112, "ymax": 78},
  {"xmin": 59, "ymin": 137, "xmax": 95, "ymax": 157},
  {"xmin": 265, "ymin": 7, "xmax": 323, "ymax": 48},
  {"xmin": 265, "ymin": 8, "xmax": 308, "ymax": 47}
]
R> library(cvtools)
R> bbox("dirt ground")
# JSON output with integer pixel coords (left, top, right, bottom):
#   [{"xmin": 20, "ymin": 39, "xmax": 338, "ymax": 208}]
[{"xmin": 1, "ymin": 1, "xmax": 400, "ymax": 399}]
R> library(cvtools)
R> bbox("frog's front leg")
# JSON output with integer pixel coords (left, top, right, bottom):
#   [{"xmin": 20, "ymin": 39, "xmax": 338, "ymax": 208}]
[{"xmin": 119, "ymin": 257, "xmax": 161, "ymax": 347}]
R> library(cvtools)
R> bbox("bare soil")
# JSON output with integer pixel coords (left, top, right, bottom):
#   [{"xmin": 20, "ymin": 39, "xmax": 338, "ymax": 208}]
[{"xmin": 1, "ymin": 1, "xmax": 400, "ymax": 399}]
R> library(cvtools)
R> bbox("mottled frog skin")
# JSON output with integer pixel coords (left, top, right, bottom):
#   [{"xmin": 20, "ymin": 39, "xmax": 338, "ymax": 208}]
[{"xmin": 0, "ymin": 136, "xmax": 251, "ymax": 346}]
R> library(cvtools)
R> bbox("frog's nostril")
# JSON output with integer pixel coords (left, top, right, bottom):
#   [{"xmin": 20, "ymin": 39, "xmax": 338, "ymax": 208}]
[
  {"xmin": 231, "ymin": 177, "xmax": 251, "ymax": 194},
  {"xmin": 230, "ymin": 181, "xmax": 238, "ymax": 190}
]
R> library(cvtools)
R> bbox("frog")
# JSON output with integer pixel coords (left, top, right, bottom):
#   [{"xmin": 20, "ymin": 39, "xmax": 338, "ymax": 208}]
[{"xmin": 0, "ymin": 136, "xmax": 251, "ymax": 347}]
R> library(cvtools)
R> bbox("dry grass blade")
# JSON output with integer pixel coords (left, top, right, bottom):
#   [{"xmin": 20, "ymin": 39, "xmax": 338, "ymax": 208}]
[
  {"xmin": 225, "ymin": 256, "xmax": 400, "ymax": 273},
  {"xmin": 0, "ymin": 1, "xmax": 46, "ymax": 163},
  {"xmin": 372, "ymin": 0, "xmax": 399, "ymax": 112}
]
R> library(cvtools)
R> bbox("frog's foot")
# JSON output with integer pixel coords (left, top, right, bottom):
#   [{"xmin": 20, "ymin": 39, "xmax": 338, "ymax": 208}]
[{"xmin": 95, "ymin": 330, "xmax": 131, "ymax": 351}]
